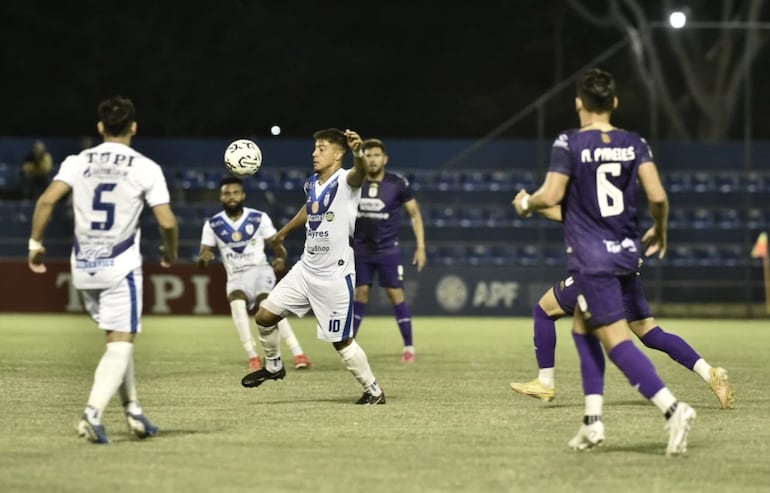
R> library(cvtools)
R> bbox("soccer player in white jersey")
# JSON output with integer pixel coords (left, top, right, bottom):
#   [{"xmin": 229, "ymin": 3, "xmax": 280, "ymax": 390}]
[
  {"xmin": 241, "ymin": 128, "xmax": 385, "ymax": 404},
  {"xmin": 197, "ymin": 176, "xmax": 311, "ymax": 371},
  {"xmin": 27, "ymin": 96, "xmax": 179, "ymax": 444}
]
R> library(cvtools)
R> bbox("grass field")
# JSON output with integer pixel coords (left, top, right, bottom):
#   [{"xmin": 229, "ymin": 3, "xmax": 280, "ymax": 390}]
[{"xmin": 0, "ymin": 314, "xmax": 768, "ymax": 493}]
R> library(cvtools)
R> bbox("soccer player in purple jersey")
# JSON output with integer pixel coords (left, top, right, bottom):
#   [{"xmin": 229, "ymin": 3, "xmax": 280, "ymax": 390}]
[
  {"xmin": 513, "ymin": 68, "xmax": 697, "ymax": 456},
  {"xmin": 353, "ymin": 139, "xmax": 426, "ymax": 363},
  {"xmin": 509, "ymin": 215, "xmax": 733, "ymax": 409}
]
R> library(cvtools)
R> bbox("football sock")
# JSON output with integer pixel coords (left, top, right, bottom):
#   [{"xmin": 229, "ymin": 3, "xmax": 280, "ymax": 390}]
[
  {"xmin": 118, "ymin": 353, "xmax": 138, "ymax": 408},
  {"xmin": 337, "ymin": 340, "xmax": 378, "ymax": 392},
  {"xmin": 692, "ymin": 359, "xmax": 712, "ymax": 382},
  {"xmin": 640, "ymin": 326, "xmax": 701, "ymax": 370},
  {"xmin": 257, "ymin": 323, "xmax": 282, "ymax": 369},
  {"xmin": 584, "ymin": 394, "xmax": 604, "ymax": 418},
  {"xmin": 533, "ymin": 304, "xmax": 558, "ymax": 369},
  {"xmin": 277, "ymin": 318, "xmax": 304, "ymax": 356},
  {"xmin": 86, "ymin": 341, "xmax": 133, "ymax": 422},
  {"xmin": 537, "ymin": 368, "xmax": 555, "ymax": 388},
  {"xmin": 353, "ymin": 301, "xmax": 367, "ymax": 336},
  {"xmin": 608, "ymin": 340, "xmax": 666, "ymax": 399},
  {"xmin": 652, "ymin": 388, "xmax": 678, "ymax": 416},
  {"xmin": 572, "ymin": 332, "xmax": 605, "ymax": 396},
  {"xmin": 230, "ymin": 299, "xmax": 258, "ymax": 358},
  {"xmin": 393, "ymin": 301, "xmax": 413, "ymax": 347}
]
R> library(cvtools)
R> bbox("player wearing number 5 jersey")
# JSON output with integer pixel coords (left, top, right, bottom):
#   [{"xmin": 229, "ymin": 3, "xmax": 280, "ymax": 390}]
[
  {"xmin": 513, "ymin": 68, "xmax": 695, "ymax": 456},
  {"xmin": 28, "ymin": 96, "xmax": 179, "ymax": 444},
  {"xmin": 241, "ymin": 128, "xmax": 385, "ymax": 405}
]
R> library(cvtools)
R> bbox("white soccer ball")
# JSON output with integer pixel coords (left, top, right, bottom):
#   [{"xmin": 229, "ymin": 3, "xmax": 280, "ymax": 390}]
[{"xmin": 224, "ymin": 139, "xmax": 262, "ymax": 176}]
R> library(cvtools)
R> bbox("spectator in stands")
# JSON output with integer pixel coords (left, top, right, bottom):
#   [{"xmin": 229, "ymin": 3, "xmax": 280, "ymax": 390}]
[
  {"xmin": 20, "ymin": 140, "xmax": 53, "ymax": 200},
  {"xmin": 352, "ymin": 138, "xmax": 426, "ymax": 363},
  {"xmin": 513, "ymin": 68, "xmax": 696, "ymax": 456},
  {"xmin": 27, "ymin": 96, "xmax": 179, "ymax": 444},
  {"xmin": 197, "ymin": 176, "xmax": 311, "ymax": 372}
]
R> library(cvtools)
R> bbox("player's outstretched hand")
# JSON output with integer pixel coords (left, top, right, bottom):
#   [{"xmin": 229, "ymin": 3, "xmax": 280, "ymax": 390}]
[
  {"xmin": 28, "ymin": 247, "xmax": 47, "ymax": 273},
  {"xmin": 512, "ymin": 189, "xmax": 532, "ymax": 217},
  {"xmin": 642, "ymin": 226, "xmax": 667, "ymax": 259},
  {"xmin": 413, "ymin": 248, "xmax": 426, "ymax": 272},
  {"xmin": 160, "ymin": 245, "xmax": 177, "ymax": 268},
  {"xmin": 344, "ymin": 129, "xmax": 363, "ymax": 154},
  {"xmin": 197, "ymin": 250, "xmax": 215, "ymax": 268}
]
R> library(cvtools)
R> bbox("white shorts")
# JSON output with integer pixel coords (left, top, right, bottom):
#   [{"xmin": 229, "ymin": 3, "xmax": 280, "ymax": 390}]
[
  {"xmin": 81, "ymin": 268, "xmax": 143, "ymax": 333},
  {"xmin": 262, "ymin": 263, "xmax": 355, "ymax": 342},
  {"xmin": 227, "ymin": 265, "xmax": 276, "ymax": 309}
]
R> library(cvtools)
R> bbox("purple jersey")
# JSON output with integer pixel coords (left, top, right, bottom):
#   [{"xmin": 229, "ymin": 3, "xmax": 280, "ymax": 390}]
[
  {"xmin": 354, "ymin": 171, "xmax": 414, "ymax": 257},
  {"xmin": 549, "ymin": 128, "xmax": 654, "ymax": 274}
]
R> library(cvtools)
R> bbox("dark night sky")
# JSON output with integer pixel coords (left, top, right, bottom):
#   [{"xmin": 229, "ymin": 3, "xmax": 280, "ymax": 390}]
[{"xmin": 1, "ymin": 0, "xmax": 767, "ymax": 140}]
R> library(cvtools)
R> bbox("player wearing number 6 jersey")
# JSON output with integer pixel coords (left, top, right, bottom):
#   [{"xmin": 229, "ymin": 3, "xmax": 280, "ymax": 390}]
[
  {"xmin": 27, "ymin": 96, "xmax": 179, "ymax": 444},
  {"xmin": 241, "ymin": 128, "xmax": 385, "ymax": 405},
  {"xmin": 513, "ymin": 68, "xmax": 695, "ymax": 456}
]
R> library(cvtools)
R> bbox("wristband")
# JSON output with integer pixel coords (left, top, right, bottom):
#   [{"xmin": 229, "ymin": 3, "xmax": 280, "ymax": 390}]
[
  {"xmin": 29, "ymin": 238, "xmax": 43, "ymax": 251},
  {"xmin": 521, "ymin": 194, "xmax": 530, "ymax": 212}
]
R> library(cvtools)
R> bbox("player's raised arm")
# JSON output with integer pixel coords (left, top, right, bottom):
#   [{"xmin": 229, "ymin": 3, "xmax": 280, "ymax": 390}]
[
  {"xmin": 344, "ymin": 129, "xmax": 367, "ymax": 188},
  {"xmin": 271, "ymin": 206, "xmax": 308, "ymax": 248}
]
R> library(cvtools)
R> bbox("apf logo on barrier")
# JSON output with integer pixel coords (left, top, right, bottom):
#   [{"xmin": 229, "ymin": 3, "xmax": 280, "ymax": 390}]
[{"xmin": 435, "ymin": 275, "xmax": 521, "ymax": 313}]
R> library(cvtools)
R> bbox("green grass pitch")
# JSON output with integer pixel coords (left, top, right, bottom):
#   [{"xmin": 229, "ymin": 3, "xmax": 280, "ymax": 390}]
[{"xmin": 0, "ymin": 314, "xmax": 768, "ymax": 492}]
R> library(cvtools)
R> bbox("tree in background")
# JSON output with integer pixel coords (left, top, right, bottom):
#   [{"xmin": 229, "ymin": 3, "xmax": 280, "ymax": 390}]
[{"xmin": 567, "ymin": 0, "xmax": 767, "ymax": 140}]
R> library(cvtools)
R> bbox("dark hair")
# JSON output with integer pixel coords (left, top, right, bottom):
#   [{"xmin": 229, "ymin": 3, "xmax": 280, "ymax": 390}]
[
  {"xmin": 576, "ymin": 68, "xmax": 615, "ymax": 113},
  {"xmin": 362, "ymin": 138, "xmax": 386, "ymax": 153},
  {"xmin": 97, "ymin": 96, "xmax": 136, "ymax": 136},
  {"xmin": 313, "ymin": 128, "xmax": 348, "ymax": 152},
  {"xmin": 219, "ymin": 176, "xmax": 244, "ymax": 188}
]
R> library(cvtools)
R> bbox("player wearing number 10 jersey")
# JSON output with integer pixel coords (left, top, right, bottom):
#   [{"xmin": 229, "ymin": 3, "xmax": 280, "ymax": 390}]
[{"xmin": 28, "ymin": 96, "xmax": 179, "ymax": 444}]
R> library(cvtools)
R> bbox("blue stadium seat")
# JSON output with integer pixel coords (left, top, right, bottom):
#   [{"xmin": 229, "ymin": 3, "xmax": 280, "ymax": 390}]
[
  {"xmin": 691, "ymin": 208, "xmax": 715, "ymax": 229},
  {"xmin": 715, "ymin": 208, "xmax": 742, "ymax": 229}
]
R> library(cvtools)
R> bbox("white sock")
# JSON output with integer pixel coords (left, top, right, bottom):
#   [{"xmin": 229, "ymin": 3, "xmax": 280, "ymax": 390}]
[
  {"xmin": 337, "ymin": 340, "xmax": 379, "ymax": 393},
  {"xmin": 86, "ymin": 341, "xmax": 133, "ymax": 422},
  {"xmin": 692, "ymin": 358, "xmax": 712, "ymax": 382},
  {"xmin": 118, "ymin": 353, "xmax": 142, "ymax": 413},
  {"xmin": 538, "ymin": 367, "xmax": 555, "ymax": 388},
  {"xmin": 403, "ymin": 345, "xmax": 415, "ymax": 354},
  {"xmin": 230, "ymin": 299, "xmax": 258, "ymax": 358},
  {"xmin": 651, "ymin": 387, "xmax": 678, "ymax": 415},
  {"xmin": 584, "ymin": 394, "xmax": 603, "ymax": 417},
  {"xmin": 257, "ymin": 323, "xmax": 282, "ymax": 370},
  {"xmin": 277, "ymin": 318, "xmax": 304, "ymax": 356}
]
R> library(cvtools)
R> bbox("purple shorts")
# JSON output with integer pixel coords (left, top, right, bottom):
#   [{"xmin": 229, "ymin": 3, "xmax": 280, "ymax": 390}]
[
  {"xmin": 564, "ymin": 272, "xmax": 652, "ymax": 328},
  {"xmin": 355, "ymin": 252, "xmax": 404, "ymax": 288}
]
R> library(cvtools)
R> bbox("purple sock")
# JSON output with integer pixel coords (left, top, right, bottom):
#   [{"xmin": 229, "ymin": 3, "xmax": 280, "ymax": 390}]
[
  {"xmin": 572, "ymin": 332, "xmax": 605, "ymax": 395},
  {"xmin": 393, "ymin": 302, "xmax": 413, "ymax": 346},
  {"xmin": 533, "ymin": 304, "xmax": 557, "ymax": 368},
  {"xmin": 640, "ymin": 326, "xmax": 701, "ymax": 370},
  {"xmin": 353, "ymin": 301, "xmax": 367, "ymax": 337},
  {"xmin": 608, "ymin": 340, "xmax": 665, "ymax": 399}
]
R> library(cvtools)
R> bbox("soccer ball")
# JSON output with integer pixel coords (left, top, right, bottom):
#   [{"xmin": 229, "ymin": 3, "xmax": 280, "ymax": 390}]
[{"xmin": 224, "ymin": 139, "xmax": 262, "ymax": 176}]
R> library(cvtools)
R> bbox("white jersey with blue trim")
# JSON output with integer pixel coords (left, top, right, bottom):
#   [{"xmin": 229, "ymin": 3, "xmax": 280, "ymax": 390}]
[
  {"xmin": 53, "ymin": 141, "xmax": 171, "ymax": 289},
  {"xmin": 200, "ymin": 207, "xmax": 276, "ymax": 277},
  {"xmin": 301, "ymin": 168, "xmax": 360, "ymax": 278}
]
